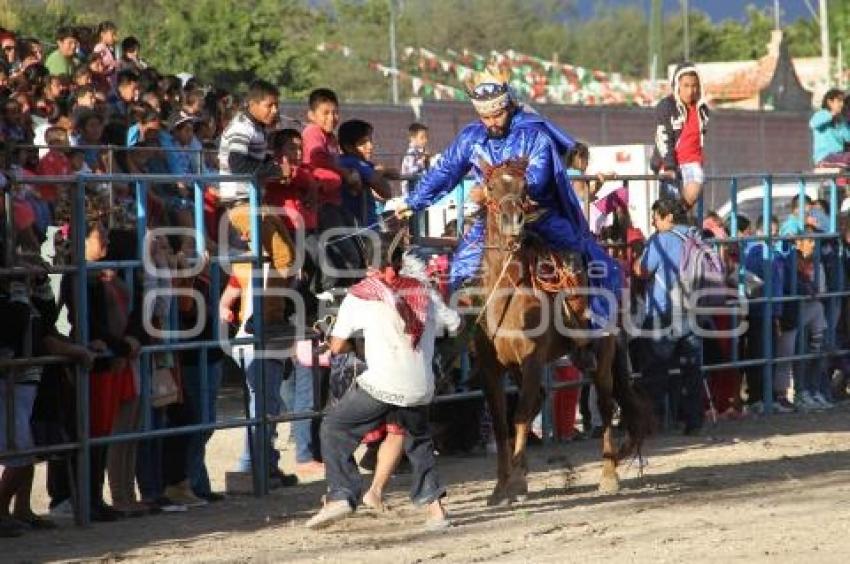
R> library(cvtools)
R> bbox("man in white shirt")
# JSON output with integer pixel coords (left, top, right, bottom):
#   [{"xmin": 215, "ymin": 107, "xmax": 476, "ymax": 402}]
[{"xmin": 305, "ymin": 250, "xmax": 451, "ymax": 531}]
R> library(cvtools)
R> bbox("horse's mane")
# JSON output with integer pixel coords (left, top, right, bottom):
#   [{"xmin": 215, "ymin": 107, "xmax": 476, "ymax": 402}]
[{"xmin": 482, "ymin": 157, "xmax": 529, "ymax": 186}]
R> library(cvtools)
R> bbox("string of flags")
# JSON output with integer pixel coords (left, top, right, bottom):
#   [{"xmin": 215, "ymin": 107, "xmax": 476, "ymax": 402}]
[
  {"xmin": 318, "ymin": 42, "xmax": 468, "ymax": 100},
  {"xmin": 317, "ymin": 42, "xmax": 669, "ymax": 106}
]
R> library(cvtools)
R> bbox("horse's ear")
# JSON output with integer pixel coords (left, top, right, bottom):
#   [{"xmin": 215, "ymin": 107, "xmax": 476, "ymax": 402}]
[
  {"xmin": 515, "ymin": 157, "xmax": 529, "ymax": 172},
  {"xmin": 479, "ymin": 159, "xmax": 494, "ymax": 180}
]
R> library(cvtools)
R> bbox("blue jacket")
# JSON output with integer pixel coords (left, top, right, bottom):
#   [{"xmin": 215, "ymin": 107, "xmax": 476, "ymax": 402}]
[
  {"xmin": 743, "ymin": 241, "xmax": 784, "ymax": 319},
  {"xmin": 809, "ymin": 109, "xmax": 850, "ymax": 164}
]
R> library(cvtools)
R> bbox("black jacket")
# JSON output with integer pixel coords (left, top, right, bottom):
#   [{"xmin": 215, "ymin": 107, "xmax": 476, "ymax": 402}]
[{"xmin": 650, "ymin": 62, "xmax": 710, "ymax": 174}]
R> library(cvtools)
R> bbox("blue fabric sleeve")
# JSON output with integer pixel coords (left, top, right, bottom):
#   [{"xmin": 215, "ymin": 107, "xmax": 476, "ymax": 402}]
[
  {"xmin": 406, "ymin": 132, "xmax": 473, "ymax": 212},
  {"xmin": 809, "ymin": 109, "xmax": 833, "ymax": 130},
  {"xmin": 524, "ymin": 131, "xmax": 554, "ymax": 203}
]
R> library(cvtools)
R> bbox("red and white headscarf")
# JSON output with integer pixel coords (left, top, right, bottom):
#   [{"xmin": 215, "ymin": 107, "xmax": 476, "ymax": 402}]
[{"xmin": 350, "ymin": 269, "xmax": 429, "ymax": 348}]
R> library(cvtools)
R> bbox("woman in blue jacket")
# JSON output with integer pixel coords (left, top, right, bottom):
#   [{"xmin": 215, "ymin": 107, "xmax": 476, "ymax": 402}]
[{"xmin": 809, "ymin": 89, "xmax": 850, "ymax": 167}]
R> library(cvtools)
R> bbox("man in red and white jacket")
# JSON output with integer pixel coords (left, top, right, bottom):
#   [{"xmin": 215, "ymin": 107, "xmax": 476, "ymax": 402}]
[{"xmin": 650, "ymin": 62, "xmax": 710, "ymax": 210}]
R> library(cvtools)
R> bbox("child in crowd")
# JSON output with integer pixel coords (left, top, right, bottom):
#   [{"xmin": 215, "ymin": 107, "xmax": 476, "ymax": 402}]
[
  {"xmin": 92, "ymin": 21, "xmax": 119, "ymax": 82},
  {"xmin": 565, "ymin": 142, "xmax": 616, "ymax": 232},
  {"xmin": 218, "ymin": 79, "xmax": 294, "ymax": 328},
  {"xmin": 743, "ymin": 215, "xmax": 790, "ymax": 413},
  {"xmin": 776, "ymin": 224, "xmax": 834, "ymax": 411},
  {"xmin": 337, "ymin": 119, "xmax": 395, "ymax": 228},
  {"xmin": 58, "ymin": 220, "xmax": 145, "ymax": 520},
  {"xmin": 218, "ymin": 260, "xmax": 300, "ymax": 488},
  {"xmin": 119, "ymin": 36, "xmax": 147, "ymax": 73},
  {"xmin": 0, "ymin": 257, "xmax": 95, "ymax": 536},
  {"xmin": 35, "ymin": 126, "xmax": 71, "ymax": 221},
  {"xmin": 400, "ymin": 122, "xmax": 430, "ymax": 196},
  {"xmin": 302, "ymin": 88, "xmax": 364, "ymax": 288}
]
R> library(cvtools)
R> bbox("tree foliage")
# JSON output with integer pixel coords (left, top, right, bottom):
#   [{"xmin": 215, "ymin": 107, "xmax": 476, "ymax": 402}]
[{"xmin": 0, "ymin": 0, "xmax": 843, "ymax": 102}]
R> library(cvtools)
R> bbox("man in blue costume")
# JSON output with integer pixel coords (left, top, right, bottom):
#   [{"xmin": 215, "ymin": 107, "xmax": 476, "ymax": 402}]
[{"xmin": 396, "ymin": 69, "xmax": 621, "ymax": 327}]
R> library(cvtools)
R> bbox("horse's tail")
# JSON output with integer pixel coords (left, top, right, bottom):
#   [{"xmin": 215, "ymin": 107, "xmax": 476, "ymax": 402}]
[{"xmin": 612, "ymin": 338, "xmax": 655, "ymax": 461}]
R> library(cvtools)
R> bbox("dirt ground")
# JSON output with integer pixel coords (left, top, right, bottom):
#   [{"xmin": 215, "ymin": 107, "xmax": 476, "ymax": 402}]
[{"xmin": 7, "ymin": 403, "xmax": 850, "ymax": 563}]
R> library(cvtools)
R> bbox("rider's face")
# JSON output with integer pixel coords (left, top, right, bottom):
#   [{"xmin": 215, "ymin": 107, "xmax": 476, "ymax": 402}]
[{"xmin": 480, "ymin": 107, "xmax": 511, "ymax": 138}]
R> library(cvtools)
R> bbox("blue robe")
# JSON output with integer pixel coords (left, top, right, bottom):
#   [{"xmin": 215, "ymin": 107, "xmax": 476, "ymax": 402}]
[{"xmin": 406, "ymin": 108, "xmax": 621, "ymax": 327}]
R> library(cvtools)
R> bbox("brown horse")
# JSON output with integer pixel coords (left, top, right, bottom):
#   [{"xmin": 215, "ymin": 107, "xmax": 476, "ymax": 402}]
[{"xmin": 470, "ymin": 158, "xmax": 652, "ymax": 505}]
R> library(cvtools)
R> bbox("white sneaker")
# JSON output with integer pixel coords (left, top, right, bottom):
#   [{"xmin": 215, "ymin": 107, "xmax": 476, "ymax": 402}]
[
  {"xmin": 797, "ymin": 391, "xmax": 822, "ymax": 411},
  {"xmin": 812, "ymin": 391, "xmax": 835, "ymax": 409},
  {"xmin": 49, "ymin": 499, "xmax": 74, "ymax": 519},
  {"xmin": 747, "ymin": 401, "xmax": 764, "ymax": 415}
]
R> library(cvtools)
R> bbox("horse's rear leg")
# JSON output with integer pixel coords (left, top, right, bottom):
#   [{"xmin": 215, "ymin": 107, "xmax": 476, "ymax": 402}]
[{"xmin": 593, "ymin": 335, "xmax": 621, "ymax": 494}]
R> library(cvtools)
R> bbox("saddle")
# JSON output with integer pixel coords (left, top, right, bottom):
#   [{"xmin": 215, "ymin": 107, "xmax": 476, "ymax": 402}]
[{"xmin": 521, "ymin": 234, "xmax": 589, "ymax": 328}]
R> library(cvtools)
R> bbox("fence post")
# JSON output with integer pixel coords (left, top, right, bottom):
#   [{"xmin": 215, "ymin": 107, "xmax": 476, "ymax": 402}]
[
  {"xmin": 248, "ymin": 177, "xmax": 268, "ymax": 496},
  {"xmin": 72, "ymin": 175, "xmax": 91, "ymax": 526},
  {"xmin": 193, "ymin": 181, "xmax": 206, "ymax": 259},
  {"xmin": 762, "ymin": 175, "xmax": 774, "ymax": 414},
  {"xmin": 730, "ymin": 178, "xmax": 740, "ymax": 366}
]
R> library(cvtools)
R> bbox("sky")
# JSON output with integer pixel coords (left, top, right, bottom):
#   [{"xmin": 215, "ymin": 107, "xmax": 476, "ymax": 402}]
[{"xmin": 579, "ymin": 0, "xmax": 812, "ymax": 23}]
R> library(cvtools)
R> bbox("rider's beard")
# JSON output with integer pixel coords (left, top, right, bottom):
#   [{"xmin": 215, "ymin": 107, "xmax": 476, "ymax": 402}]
[{"xmin": 486, "ymin": 125, "xmax": 507, "ymax": 139}]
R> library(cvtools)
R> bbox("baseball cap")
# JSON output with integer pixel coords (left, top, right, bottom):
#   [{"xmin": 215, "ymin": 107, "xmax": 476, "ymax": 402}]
[{"xmin": 167, "ymin": 110, "xmax": 197, "ymax": 131}]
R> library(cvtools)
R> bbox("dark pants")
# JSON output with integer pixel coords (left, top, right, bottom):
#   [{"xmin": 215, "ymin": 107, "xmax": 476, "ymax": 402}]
[
  {"xmin": 318, "ymin": 203, "xmax": 365, "ymax": 289},
  {"xmin": 641, "ymin": 322, "xmax": 703, "ymax": 431},
  {"xmin": 745, "ymin": 316, "xmax": 768, "ymax": 404},
  {"xmin": 320, "ymin": 385, "xmax": 444, "ymax": 509}
]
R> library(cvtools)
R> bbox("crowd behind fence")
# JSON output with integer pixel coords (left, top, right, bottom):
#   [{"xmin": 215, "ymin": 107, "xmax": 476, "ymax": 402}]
[{"xmin": 2, "ymin": 163, "xmax": 849, "ymax": 527}]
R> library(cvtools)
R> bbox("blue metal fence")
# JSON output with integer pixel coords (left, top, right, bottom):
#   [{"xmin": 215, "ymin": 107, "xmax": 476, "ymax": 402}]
[{"xmin": 1, "ymin": 167, "xmax": 848, "ymax": 528}]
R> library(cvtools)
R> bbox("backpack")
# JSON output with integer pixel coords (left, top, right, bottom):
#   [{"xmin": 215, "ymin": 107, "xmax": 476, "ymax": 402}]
[{"xmin": 669, "ymin": 226, "xmax": 726, "ymax": 313}]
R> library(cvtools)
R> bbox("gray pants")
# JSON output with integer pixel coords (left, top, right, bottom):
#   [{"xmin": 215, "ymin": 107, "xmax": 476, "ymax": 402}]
[{"xmin": 776, "ymin": 300, "xmax": 827, "ymax": 399}]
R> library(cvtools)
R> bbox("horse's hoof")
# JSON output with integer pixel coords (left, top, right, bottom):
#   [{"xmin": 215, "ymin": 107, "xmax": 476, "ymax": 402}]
[
  {"xmin": 598, "ymin": 476, "xmax": 620, "ymax": 495},
  {"xmin": 487, "ymin": 491, "xmax": 512, "ymax": 507}
]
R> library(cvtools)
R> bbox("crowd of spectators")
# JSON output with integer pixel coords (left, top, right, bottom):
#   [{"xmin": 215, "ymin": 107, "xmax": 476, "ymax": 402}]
[{"xmin": 0, "ymin": 19, "xmax": 849, "ymax": 538}]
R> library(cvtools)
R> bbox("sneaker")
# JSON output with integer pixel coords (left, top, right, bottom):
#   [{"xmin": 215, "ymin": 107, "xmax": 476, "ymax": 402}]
[
  {"xmin": 772, "ymin": 398, "xmax": 795, "ymax": 414},
  {"xmin": 305, "ymin": 500, "xmax": 353, "ymax": 530},
  {"xmin": 270, "ymin": 468, "xmax": 299, "ymax": 488},
  {"xmin": 812, "ymin": 391, "xmax": 835, "ymax": 409},
  {"xmin": 796, "ymin": 390, "xmax": 821, "ymax": 411},
  {"xmin": 153, "ymin": 496, "xmax": 188, "ymax": 513},
  {"xmin": 196, "ymin": 492, "xmax": 226, "ymax": 503},
  {"xmin": 90, "ymin": 504, "xmax": 122, "ymax": 522},
  {"xmin": 164, "ymin": 481, "xmax": 208, "ymax": 508},
  {"xmin": 48, "ymin": 499, "xmax": 74, "ymax": 519},
  {"xmin": 296, "ymin": 461, "xmax": 326, "ymax": 477}
]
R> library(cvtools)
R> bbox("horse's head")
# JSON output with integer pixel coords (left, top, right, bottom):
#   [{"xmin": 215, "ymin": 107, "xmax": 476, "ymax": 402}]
[{"xmin": 480, "ymin": 157, "xmax": 530, "ymax": 244}]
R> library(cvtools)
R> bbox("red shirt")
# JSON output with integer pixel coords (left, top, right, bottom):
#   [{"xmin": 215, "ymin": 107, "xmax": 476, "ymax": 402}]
[
  {"xmin": 675, "ymin": 104, "xmax": 703, "ymax": 165},
  {"xmin": 301, "ymin": 123, "xmax": 342, "ymax": 206},
  {"xmin": 36, "ymin": 149, "xmax": 70, "ymax": 203},
  {"xmin": 264, "ymin": 165, "xmax": 318, "ymax": 231}
]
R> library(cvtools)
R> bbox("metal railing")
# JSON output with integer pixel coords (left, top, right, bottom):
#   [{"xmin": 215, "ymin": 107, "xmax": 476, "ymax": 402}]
[{"xmin": 1, "ymin": 167, "xmax": 849, "ymax": 528}]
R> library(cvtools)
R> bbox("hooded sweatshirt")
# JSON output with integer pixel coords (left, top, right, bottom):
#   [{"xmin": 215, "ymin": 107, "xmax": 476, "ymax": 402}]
[{"xmin": 650, "ymin": 62, "xmax": 710, "ymax": 173}]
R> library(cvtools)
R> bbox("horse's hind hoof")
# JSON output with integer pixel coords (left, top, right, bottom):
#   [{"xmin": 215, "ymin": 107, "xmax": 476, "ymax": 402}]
[{"xmin": 597, "ymin": 475, "xmax": 620, "ymax": 495}]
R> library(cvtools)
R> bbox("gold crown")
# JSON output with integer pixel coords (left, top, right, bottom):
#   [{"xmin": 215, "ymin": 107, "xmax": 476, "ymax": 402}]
[{"xmin": 465, "ymin": 65, "xmax": 512, "ymax": 95}]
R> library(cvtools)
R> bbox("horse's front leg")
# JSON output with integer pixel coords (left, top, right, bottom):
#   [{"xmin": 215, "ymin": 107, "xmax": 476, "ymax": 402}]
[
  {"xmin": 506, "ymin": 361, "xmax": 544, "ymax": 501},
  {"xmin": 594, "ymin": 335, "xmax": 621, "ymax": 494},
  {"xmin": 477, "ymin": 337, "xmax": 512, "ymax": 506}
]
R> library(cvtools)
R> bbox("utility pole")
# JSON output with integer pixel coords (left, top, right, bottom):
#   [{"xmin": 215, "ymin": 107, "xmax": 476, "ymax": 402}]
[
  {"xmin": 682, "ymin": 0, "xmax": 690, "ymax": 61},
  {"xmin": 819, "ymin": 0, "xmax": 830, "ymax": 85},
  {"xmin": 389, "ymin": 0, "xmax": 399, "ymax": 105},
  {"xmin": 649, "ymin": 0, "xmax": 662, "ymax": 80}
]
